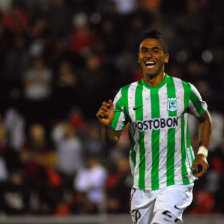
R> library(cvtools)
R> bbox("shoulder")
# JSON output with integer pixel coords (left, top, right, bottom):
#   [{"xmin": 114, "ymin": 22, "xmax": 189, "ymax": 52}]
[
  {"xmin": 120, "ymin": 80, "xmax": 139, "ymax": 91},
  {"xmin": 169, "ymin": 75, "xmax": 192, "ymax": 92},
  {"xmin": 168, "ymin": 75, "xmax": 190, "ymax": 88},
  {"xmin": 117, "ymin": 81, "xmax": 139, "ymax": 98}
]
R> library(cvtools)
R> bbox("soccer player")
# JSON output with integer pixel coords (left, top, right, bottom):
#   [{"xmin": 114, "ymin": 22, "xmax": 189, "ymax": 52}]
[{"xmin": 96, "ymin": 30, "xmax": 212, "ymax": 224}]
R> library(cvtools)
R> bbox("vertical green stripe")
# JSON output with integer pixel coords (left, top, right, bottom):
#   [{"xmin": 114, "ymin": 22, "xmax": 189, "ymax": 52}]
[
  {"xmin": 151, "ymin": 88, "xmax": 160, "ymax": 190},
  {"xmin": 166, "ymin": 77, "xmax": 176, "ymax": 186},
  {"xmin": 121, "ymin": 85, "xmax": 131, "ymax": 118},
  {"xmin": 181, "ymin": 81, "xmax": 191, "ymax": 184},
  {"xmin": 135, "ymin": 82, "xmax": 145, "ymax": 189},
  {"xmin": 111, "ymin": 85, "xmax": 131, "ymax": 130},
  {"xmin": 111, "ymin": 97, "xmax": 123, "ymax": 130},
  {"xmin": 186, "ymin": 124, "xmax": 191, "ymax": 148}
]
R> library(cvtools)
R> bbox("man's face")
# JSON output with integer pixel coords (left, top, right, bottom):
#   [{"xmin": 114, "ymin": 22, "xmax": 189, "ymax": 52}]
[{"xmin": 138, "ymin": 38, "xmax": 169, "ymax": 78}]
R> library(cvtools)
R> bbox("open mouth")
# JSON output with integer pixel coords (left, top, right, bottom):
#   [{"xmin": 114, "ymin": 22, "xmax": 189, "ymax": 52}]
[{"xmin": 144, "ymin": 61, "xmax": 156, "ymax": 67}]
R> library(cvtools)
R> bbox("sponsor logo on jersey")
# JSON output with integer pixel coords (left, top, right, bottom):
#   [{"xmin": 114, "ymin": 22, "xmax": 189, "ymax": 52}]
[
  {"xmin": 167, "ymin": 98, "xmax": 178, "ymax": 111},
  {"xmin": 134, "ymin": 117, "xmax": 178, "ymax": 131}
]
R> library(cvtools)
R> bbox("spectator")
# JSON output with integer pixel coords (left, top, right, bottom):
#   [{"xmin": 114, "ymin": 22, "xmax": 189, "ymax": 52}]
[
  {"xmin": 51, "ymin": 121, "xmax": 83, "ymax": 188},
  {"xmin": 0, "ymin": 122, "xmax": 24, "ymax": 214},
  {"xmin": 4, "ymin": 108, "xmax": 25, "ymax": 151},
  {"xmin": 3, "ymin": 3, "xmax": 29, "ymax": 35},
  {"xmin": 83, "ymin": 121, "xmax": 105, "ymax": 158},
  {"xmin": 21, "ymin": 123, "xmax": 62, "ymax": 214},
  {"xmin": 70, "ymin": 12, "xmax": 95, "ymax": 56},
  {"xmin": 22, "ymin": 57, "xmax": 53, "ymax": 127},
  {"xmin": 74, "ymin": 156, "xmax": 107, "ymax": 213}
]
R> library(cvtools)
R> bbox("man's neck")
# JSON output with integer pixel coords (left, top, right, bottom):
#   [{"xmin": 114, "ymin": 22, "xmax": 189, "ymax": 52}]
[{"xmin": 143, "ymin": 72, "xmax": 165, "ymax": 87}]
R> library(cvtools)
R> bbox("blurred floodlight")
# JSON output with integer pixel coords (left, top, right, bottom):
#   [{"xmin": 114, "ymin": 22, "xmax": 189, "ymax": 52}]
[
  {"xmin": 73, "ymin": 12, "xmax": 88, "ymax": 28},
  {"xmin": 202, "ymin": 50, "xmax": 213, "ymax": 63}
]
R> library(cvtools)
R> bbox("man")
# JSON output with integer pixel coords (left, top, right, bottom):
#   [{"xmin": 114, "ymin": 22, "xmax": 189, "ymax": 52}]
[{"xmin": 96, "ymin": 30, "xmax": 212, "ymax": 224}]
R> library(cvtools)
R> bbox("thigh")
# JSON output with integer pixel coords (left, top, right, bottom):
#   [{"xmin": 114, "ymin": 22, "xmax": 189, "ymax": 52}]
[
  {"xmin": 153, "ymin": 183, "xmax": 194, "ymax": 222},
  {"xmin": 130, "ymin": 188, "xmax": 156, "ymax": 224}
]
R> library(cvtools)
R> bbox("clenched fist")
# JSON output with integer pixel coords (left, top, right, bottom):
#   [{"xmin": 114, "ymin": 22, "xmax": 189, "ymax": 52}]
[
  {"xmin": 192, "ymin": 154, "xmax": 209, "ymax": 178},
  {"xmin": 96, "ymin": 99, "xmax": 114, "ymax": 127}
]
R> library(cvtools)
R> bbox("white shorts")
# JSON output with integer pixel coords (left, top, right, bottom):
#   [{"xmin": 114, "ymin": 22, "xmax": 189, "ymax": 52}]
[{"xmin": 130, "ymin": 183, "xmax": 194, "ymax": 224}]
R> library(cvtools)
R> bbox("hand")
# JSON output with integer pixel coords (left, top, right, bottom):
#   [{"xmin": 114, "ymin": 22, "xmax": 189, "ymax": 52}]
[
  {"xmin": 192, "ymin": 154, "xmax": 209, "ymax": 178},
  {"xmin": 96, "ymin": 99, "xmax": 114, "ymax": 127}
]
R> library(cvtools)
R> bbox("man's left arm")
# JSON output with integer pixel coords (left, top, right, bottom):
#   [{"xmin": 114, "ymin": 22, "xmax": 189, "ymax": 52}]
[{"xmin": 192, "ymin": 110, "xmax": 212, "ymax": 178}]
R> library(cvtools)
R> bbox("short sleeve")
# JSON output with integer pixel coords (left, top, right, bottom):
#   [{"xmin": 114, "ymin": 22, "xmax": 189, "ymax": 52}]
[
  {"xmin": 111, "ymin": 89, "xmax": 128, "ymax": 131},
  {"xmin": 189, "ymin": 83, "xmax": 207, "ymax": 117}
]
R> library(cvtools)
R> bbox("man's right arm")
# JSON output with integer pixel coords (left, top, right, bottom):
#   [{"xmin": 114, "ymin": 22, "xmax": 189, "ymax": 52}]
[{"xmin": 96, "ymin": 99, "xmax": 123, "ymax": 146}]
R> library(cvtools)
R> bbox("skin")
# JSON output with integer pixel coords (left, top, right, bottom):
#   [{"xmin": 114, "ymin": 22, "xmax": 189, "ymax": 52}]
[
  {"xmin": 96, "ymin": 38, "xmax": 212, "ymax": 179},
  {"xmin": 138, "ymin": 38, "xmax": 169, "ymax": 86}
]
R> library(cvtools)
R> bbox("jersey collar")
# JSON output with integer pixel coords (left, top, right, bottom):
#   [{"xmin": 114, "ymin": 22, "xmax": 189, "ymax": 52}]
[{"xmin": 141, "ymin": 73, "xmax": 169, "ymax": 90}]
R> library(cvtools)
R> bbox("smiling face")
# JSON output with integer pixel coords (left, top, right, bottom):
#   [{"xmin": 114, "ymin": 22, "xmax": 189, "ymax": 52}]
[{"xmin": 138, "ymin": 38, "xmax": 169, "ymax": 79}]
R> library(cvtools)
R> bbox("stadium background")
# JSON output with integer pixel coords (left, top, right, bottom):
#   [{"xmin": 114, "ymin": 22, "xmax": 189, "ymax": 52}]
[{"xmin": 0, "ymin": 0, "xmax": 223, "ymax": 223}]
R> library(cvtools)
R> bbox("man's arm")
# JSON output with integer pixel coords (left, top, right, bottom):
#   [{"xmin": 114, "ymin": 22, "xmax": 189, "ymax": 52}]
[
  {"xmin": 101, "ymin": 126, "xmax": 122, "ymax": 146},
  {"xmin": 96, "ymin": 99, "xmax": 122, "ymax": 146},
  {"xmin": 192, "ymin": 110, "xmax": 212, "ymax": 178}
]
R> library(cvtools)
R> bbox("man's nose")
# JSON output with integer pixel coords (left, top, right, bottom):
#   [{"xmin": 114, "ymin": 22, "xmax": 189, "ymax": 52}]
[{"xmin": 145, "ymin": 50, "xmax": 153, "ymax": 58}]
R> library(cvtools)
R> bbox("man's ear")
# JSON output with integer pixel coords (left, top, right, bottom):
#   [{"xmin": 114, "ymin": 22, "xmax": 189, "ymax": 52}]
[{"xmin": 164, "ymin": 53, "xmax": 169, "ymax": 63}]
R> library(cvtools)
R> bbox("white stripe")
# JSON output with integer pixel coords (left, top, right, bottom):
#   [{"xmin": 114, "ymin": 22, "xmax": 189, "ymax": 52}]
[
  {"xmin": 189, "ymin": 146, "xmax": 197, "ymax": 182},
  {"xmin": 184, "ymin": 113, "xmax": 191, "ymax": 172},
  {"xmin": 184, "ymin": 115, "xmax": 196, "ymax": 183},
  {"xmin": 183, "ymin": 113, "xmax": 195, "ymax": 182},
  {"xmin": 142, "ymin": 86, "xmax": 152, "ymax": 188},
  {"xmin": 158, "ymin": 84, "xmax": 168, "ymax": 188},
  {"xmin": 189, "ymin": 83, "xmax": 207, "ymax": 116},
  {"xmin": 173, "ymin": 78, "xmax": 184, "ymax": 183}
]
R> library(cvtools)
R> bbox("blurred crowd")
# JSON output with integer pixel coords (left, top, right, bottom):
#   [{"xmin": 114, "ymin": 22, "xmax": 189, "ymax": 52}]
[{"xmin": 0, "ymin": 0, "xmax": 224, "ymax": 216}]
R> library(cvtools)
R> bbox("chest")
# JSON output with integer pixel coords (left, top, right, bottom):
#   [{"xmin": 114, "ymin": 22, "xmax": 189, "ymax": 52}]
[{"xmin": 127, "ymin": 86, "xmax": 185, "ymax": 123}]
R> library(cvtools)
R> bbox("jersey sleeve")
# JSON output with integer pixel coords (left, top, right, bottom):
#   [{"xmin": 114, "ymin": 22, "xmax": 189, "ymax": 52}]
[
  {"xmin": 111, "ymin": 89, "xmax": 128, "ymax": 131},
  {"xmin": 189, "ymin": 83, "xmax": 207, "ymax": 117}
]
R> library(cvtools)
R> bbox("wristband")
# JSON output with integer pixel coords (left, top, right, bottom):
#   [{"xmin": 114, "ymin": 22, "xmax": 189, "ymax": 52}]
[{"xmin": 197, "ymin": 146, "xmax": 208, "ymax": 157}]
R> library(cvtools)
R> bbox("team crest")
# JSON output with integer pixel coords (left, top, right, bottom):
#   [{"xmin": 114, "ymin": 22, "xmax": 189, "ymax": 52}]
[{"xmin": 167, "ymin": 98, "xmax": 178, "ymax": 111}]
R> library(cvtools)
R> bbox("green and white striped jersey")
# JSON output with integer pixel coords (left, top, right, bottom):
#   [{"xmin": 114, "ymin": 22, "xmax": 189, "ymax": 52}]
[{"xmin": 111, "ymin": 74, "xmax": 207, "ymax": 191}]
